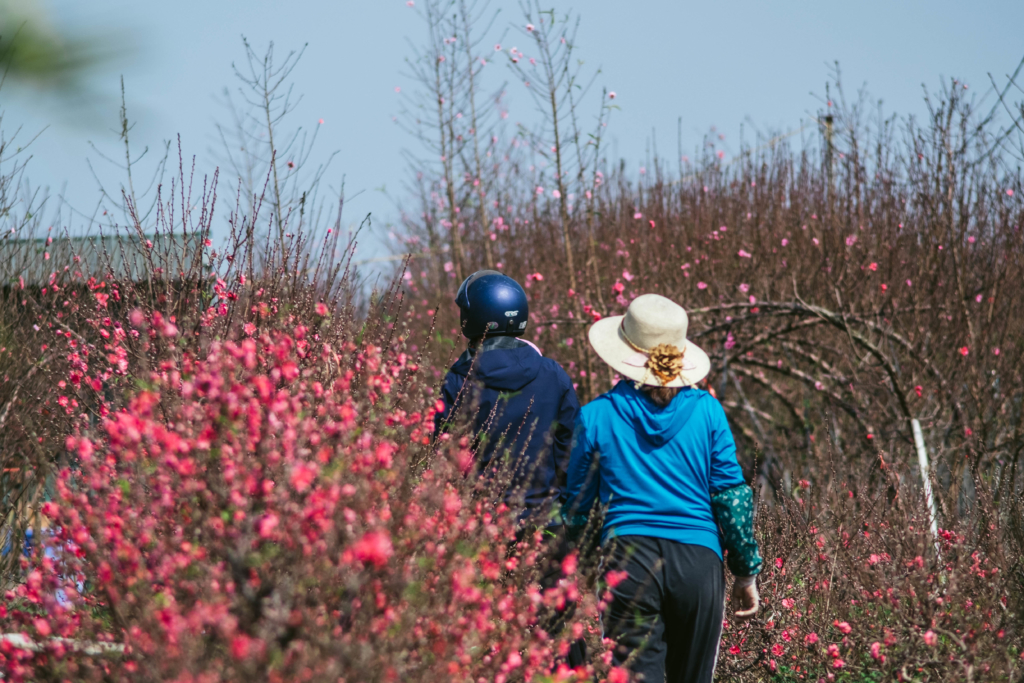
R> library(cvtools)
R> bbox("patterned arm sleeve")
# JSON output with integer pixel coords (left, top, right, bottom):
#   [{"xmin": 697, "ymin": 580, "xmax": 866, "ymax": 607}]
[{"xmin": 710, "ymin": 484, "xmax": 763, "ymax": 577}]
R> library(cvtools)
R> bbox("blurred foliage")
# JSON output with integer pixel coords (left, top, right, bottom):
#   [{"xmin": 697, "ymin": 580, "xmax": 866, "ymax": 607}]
[{"xmin": 0, "ymin": 0, "xmax": 106, "ymax": 90}]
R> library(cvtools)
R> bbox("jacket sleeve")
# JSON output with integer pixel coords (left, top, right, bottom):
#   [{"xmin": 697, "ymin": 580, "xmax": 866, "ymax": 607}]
[
  {"xmin": 562, "ymin": 416, "xmax": 599, "ymax": 532},
  {"xmin": 706, "ymin": 398, "xmax": 762, "ymax": 576},
  {"xmin": 433, "ymin": 371, "xmax": 465, "ymax": 438},
  {"xmin": 708, "ymin": 398, "xmax": 745, "ymax": 494},
  {"xmin": 552, "ymin": 371, "xmax": 582, "ymax": 498},
  {"xmin": 711, "ymin": 484, "xmax": 763, "ymax": 577}
]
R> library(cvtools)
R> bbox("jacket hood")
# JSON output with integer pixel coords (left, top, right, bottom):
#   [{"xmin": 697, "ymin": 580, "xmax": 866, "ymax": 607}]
[
  {"xmin": 605, "ymin": 380, "xmax": 705, "ymax": 447},
  {"xmin": 450, "ymin": 339, "xmax": 542, "ymax": 392}
]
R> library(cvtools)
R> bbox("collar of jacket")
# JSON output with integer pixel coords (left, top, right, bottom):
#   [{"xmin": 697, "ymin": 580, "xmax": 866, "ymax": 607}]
[{"xmin": 467, "ymin": 335, "xmax": 528, "ymax": 356}]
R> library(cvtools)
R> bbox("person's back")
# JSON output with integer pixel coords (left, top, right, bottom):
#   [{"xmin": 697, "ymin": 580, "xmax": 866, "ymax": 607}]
[
  {"xmin": 434, "ymin": 271, "xmax": 580, "ymax": 524},
  {"xmin": 437, "ymin": 335, "xmax": 578, "ymax": 516},
  {"xmin": 565, "ymin": 293, "xmax": 761, "ymax": 683},
  {"xmin": 571, "ymin": 380, "xmax": 740, "ymax": 554}
]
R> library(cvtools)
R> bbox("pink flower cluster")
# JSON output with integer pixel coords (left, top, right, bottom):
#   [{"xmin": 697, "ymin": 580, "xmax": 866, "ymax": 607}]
[{"xmin": 0, "ymin": 310, "xmax": 601, "ymax": 681}]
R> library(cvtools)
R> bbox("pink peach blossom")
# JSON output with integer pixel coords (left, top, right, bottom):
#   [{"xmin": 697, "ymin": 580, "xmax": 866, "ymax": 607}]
[{"xmin": 354, "ymin": 530, "xmax": 394, "ymax": 568}]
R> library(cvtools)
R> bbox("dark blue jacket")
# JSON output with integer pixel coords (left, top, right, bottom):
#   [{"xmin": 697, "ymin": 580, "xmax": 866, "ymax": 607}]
[
  {"xmin": 435, "ymin": 337, "xmax": 580, "ymax": 523},
  {"xmin": 564, "ymin": 381, "xmax": 745, "ymax": 559}
]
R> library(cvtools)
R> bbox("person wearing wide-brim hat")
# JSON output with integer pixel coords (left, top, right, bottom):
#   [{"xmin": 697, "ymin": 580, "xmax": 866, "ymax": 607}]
[{"xmin": 563, "ymin": 294, "xmax": 762, "ymax": 683}]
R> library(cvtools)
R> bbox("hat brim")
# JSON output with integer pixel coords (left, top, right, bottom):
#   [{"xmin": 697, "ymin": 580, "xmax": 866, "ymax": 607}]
[{"xmin": 588, "ymin": 315, "xmax": 711, "ymax": 387}]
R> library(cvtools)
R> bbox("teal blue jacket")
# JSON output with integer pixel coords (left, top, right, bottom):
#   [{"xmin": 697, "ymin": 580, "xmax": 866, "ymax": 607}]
[{"xmin": 564, "ymin": 381, "xmax": 761, "ymax": 576}]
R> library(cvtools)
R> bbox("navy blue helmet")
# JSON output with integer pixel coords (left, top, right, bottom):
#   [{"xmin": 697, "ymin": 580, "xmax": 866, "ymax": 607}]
[{"xmin": 455, "ymin": 270, "xmax": 529, "ymax": 339}]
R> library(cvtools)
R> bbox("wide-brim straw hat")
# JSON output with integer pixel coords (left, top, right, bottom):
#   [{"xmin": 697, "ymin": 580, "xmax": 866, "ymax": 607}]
[{"xmin": 589, "ymin": 293, "xmax": 711, "ymax": 388}]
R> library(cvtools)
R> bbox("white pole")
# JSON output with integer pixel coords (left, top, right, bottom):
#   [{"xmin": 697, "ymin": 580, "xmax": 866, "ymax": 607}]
[
  {"xmin": 911, "ymin": 418, "xmax": 941, "ymax": 552},
  {"xmin": 0, "ymin": 633, "xmax": 124, "ymax": 655}
]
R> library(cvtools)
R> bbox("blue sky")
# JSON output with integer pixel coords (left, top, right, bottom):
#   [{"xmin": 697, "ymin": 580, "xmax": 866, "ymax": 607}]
[{"xmin": 4, "ymin": 0, "xmax": 1023, "ymax": 264}]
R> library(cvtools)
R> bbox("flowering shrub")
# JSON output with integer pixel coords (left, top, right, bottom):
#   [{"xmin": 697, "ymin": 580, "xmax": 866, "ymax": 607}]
[
  {"xmin": 2, "ymin": 3, "xmax": 1024, "ymax": 680},
  {"xmin": 717, "ymin": 491, "xmax": 1022, "ymax": 680},
  {"xmin": 395, "ymin": 14, "xmax": 1024, "ymax": 677},
  {"xmin": 0, "ymin": 305, "xmax": 604, "ymax": 682}
]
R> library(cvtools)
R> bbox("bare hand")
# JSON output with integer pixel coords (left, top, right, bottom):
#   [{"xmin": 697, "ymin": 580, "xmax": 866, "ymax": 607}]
[{"xmin": 731, "ymin": 576, "xmax": 759, "ymax": 620}]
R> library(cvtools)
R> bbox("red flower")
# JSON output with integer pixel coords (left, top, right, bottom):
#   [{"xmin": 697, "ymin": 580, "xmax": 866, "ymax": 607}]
[
  {"xmin": 605, "ymin": 570, "xmax": 629, "ymax": 588},
  {"xmin": 290, "ymin": 463, "xmax": 318, "ymax": 493},
  {"xmin": 354, "ymin": 530, "xmax": 394, "ymax": 568},
  {"xmin": 561, "ymin": 551, "xmax": 578, "ymax": 576},
  {"xmin": 230, "ymin": 635, "xmax": 251, "ymax": 660},
  {"xmin": 33, "ymin": 618, "xmax": 52, "ymax": 637},
  {"xmin": 607, "ymin": 667, "xmax": 629, "ymax": 683},
  {"xmin": 959, "ymin": 346, "xmax": 970, "ymax": 357},
  {"xmin": 257, "ymin": 513, "xmax": 279, "ymax": 539}
]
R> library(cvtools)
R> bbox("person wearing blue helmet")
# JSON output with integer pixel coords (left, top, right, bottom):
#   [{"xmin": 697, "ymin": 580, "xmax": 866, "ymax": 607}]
[
  {"xmin": 435, "ymin": 270, "xmax": 585, "ymax": 666},
  {"xmin": 436, "ymin": 270, "xmax": 580, "ymax": 523}
]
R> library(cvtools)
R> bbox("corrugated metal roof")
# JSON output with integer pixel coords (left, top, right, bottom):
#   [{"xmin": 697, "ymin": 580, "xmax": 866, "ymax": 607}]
[{"xmin": 0, "ymin": 232, "xmax": 204, "ymax": 285}]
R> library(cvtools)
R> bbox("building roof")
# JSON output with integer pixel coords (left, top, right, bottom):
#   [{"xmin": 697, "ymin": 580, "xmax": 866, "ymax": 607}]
[{"xmin": 0, "ymin": 232, "xmax": 204, "ymax": 285}]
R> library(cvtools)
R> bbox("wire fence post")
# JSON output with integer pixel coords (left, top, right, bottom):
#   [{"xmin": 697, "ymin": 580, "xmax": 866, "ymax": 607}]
[{"xmin": 911, "ymin": 418, "xmax": 941, "ymax": 554}]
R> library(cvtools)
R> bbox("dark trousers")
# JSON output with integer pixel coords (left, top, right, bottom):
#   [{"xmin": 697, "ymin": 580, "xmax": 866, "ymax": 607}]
[{"xmin": 602, "ymin": 536, "xmax": 724, "ymax": 683}]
